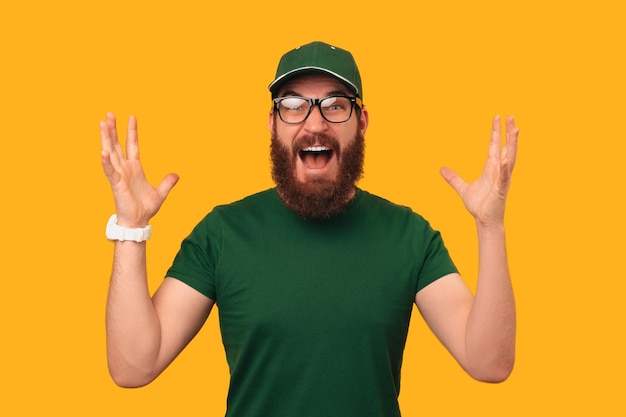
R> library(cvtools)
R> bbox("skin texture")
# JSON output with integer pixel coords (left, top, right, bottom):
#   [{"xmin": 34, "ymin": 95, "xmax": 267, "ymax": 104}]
[
  {"xmin": 101, "ymin": 114, "xmax": 214, "ymax": 387},
  {"xmin": 416, "ymin": 115, "xmax": 518, "ymax": 382},
  {"xmin": 269, "ymin": 74, "xmax": 369, "ymax": 198},
  {"xmin": 269, "ymin": 74, "xmax": 367, "ymax": 219},
  {"xmin": 100, "ymin": 74, "xmax": 518, "ymax": 387}
]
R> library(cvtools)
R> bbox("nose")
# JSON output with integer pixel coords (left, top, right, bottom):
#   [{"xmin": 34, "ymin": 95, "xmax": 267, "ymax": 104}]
[{"xmin": 303, "ymin": 104, "xmax": 328, "ymax": 133}]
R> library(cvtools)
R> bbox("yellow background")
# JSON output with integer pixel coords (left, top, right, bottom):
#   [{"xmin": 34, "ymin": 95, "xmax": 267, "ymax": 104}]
[{"xmin": 1, "ymin": 0, "xmax": 624, "ymax": 415}]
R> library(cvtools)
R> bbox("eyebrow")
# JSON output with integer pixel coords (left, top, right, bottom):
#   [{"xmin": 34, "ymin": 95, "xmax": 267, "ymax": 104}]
[{"xmin": 279, "ymin": 88, "xmax": 352, "ymax": 98}]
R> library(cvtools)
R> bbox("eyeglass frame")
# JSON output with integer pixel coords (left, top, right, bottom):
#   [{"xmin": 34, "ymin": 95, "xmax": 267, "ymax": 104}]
[{"xmin": 272, "ymin": 95, "xmax": 363, "ymax": 124}]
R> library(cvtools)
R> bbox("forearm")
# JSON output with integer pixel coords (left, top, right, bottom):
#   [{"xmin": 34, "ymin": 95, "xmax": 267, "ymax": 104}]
[
  {"xmin": 106, "ymin": 241, "xmax": 162, "ymax": 387},
  {"xmin": 464, "ymin": 222, "xmax": 516, "ymax": 382}
]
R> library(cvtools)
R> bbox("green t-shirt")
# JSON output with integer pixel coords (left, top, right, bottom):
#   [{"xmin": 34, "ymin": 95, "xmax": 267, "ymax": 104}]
[{"xmin": 167, "ymin": 188, "xmax": 457, "ymax": 417}]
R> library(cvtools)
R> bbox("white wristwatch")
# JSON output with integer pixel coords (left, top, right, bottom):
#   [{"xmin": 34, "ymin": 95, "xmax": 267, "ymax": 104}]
[{"xmin": 106, "ymin": 214, "xmax": 152, "ymax": 242}]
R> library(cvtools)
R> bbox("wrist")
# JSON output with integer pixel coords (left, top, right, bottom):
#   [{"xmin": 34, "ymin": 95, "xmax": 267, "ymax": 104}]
[
  {"xmin": 112, "ymin": 212, "xmax": 150, "ymax": 228},
  {"xmin": 473, "ymin": 210, "xmax": 505, "ymax": 230},
  {"xmin": 476, "ymin": 222, "xmax": 506, "ymax": 244},
  {"xmin": 106, "ymin": 214, "xmax": 152, "ymax": 242}
]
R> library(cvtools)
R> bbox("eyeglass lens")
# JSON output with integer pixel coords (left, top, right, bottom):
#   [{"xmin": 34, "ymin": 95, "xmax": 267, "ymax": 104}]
[{"xmin": 277, "ymin": 96, "xmax": 354, "ymax": 124}]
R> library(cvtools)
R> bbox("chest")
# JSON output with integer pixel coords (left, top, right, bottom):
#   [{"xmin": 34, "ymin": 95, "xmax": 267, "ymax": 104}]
[{"xmin": 213, "ymin": 223, "xmax": 418, "ymax": 344}]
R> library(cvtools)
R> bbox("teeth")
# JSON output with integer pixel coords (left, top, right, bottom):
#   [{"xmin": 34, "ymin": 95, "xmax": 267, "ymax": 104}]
[{"xmin": 302, "ymin": 146, "xmax": 331, "ymax": 152}]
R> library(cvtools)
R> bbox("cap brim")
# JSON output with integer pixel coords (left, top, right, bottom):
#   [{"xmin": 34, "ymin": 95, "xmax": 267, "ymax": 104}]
[{"xmin": 269, "ymin": 66, "xmax": 360, "ymax": 97}]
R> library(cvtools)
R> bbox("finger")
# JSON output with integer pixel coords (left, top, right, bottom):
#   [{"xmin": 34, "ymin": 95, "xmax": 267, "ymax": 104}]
[
  {"xmin": 156, "ymin": 173, "xmax": 180, "ymax": 199},
  {"xmin": 106, "ymin": 112, "xmax": 125, "ymax": 158},
  {"xmin": 504, "ymin": 115, "xmax": 519, "ymax": 169},
  {"xmin": 488, "ymin": 115, "xmax": 502, "ymax": 161},
  {"xmin": 126, "ymin": 115, "xmax": 140, "ymax": 160},
  {"xmin": 496, "ymin": 116, "xmax": 519, "ymax": 191},
  {"xmin": 101, "ymin": 113, "xmax": 126, "ymax": 167},
  {"xmin": 100, "ymin": 117, "xmax": 113, "ymax": 151},
  {"xmin": 100, "ymin": 150, "xmax": 121, "ymax": 185},
  {"xmin": 100, "ymin": 119, "xmax": 124, "ymax": 171},
  {"xmin": 100, "ymin": 118, "xmax": 121, "ymax": 163},
  {"xmin": 440, "ymin": 167, "xmax": 467, "ymax": 197},
  {"xmin": 106, "ymin": 112, "xmax": 119, "ymax": 144}
]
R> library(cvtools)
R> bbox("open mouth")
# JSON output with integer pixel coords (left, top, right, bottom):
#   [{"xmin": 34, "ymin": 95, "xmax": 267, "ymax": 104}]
[{"xmin": 299, "ymin": 146, "xmax": 334, "ymax": 170}]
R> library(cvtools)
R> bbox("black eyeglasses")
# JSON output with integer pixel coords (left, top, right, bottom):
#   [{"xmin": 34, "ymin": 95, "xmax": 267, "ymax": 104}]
[{"xmin": 273, "ymin": 95, "xmax": 363, "ymax": 124}]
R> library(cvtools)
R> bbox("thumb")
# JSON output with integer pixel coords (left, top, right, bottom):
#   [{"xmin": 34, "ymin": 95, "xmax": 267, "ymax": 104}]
[
  {"xmin": 440, "ymin": 167, "xmax": 466, "ymax": 196},
  {"xmin": 157, "ymin": 173, "xmax": 180, "ymax": 199}
]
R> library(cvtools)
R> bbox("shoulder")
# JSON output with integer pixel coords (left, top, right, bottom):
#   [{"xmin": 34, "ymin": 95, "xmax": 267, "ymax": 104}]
[
  {"xmin": 215, "ymin": 188, "xmax": 277, "ymax": 211},
  {"xmin": 356, "ymin": 189, "xmax": 427, "ymax": 222},
  {"xmin": 355, "ymin": 189, "xmax": 444, "ymax": 241},
  {"xmin": 200, "ymin": 188, "xmax": 279, "ymax": 220},
  {"xmin": 193, "ymin": 188, "xmax": 289, "ymax": 235}
]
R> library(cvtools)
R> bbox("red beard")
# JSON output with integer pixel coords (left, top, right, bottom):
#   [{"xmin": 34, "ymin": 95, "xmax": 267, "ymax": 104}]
[{"xmin": 270, "ymin": 130, "xmax": 365, "ymax": 219}]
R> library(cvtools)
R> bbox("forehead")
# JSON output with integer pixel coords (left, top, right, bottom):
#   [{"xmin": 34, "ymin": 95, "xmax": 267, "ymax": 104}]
[{"xmin": 276, "ymin": 73, "xmax": 353, "ymax": 97}]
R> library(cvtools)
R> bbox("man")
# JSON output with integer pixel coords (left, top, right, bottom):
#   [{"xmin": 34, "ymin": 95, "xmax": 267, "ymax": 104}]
[{"xmin": 100, "ymin": 41, "xmax": 518, "ymax": 417}]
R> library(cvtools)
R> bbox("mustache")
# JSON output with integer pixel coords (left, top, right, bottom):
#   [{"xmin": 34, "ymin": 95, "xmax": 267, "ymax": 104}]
[{"xmin": 292, "ymin": 133, "xmax": 341, "ymax": 157}]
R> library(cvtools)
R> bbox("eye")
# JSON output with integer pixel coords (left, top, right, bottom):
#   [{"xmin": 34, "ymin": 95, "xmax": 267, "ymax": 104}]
[
  {"xmin": 280, "ymin": 97, "xmax": 307, "ymax": 111},
  {"xmin": 321, "ymin": 97, "xmax": 347, "ymax": 111}
]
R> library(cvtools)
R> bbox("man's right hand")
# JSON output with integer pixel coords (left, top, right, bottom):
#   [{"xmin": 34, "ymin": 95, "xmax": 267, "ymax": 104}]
[{"xmin": 100, "ymin": 112, "xmax": 179, "ymax": 228}]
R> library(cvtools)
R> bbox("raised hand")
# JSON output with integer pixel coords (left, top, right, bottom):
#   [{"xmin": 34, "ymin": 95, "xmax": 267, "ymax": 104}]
[
  {"xmin": 440, "ymin": 115, "xmax": 519, "ymax": 227},
  {"xmin": 100, "ymin": 113, "xmax": 179, "ymax": 228}
]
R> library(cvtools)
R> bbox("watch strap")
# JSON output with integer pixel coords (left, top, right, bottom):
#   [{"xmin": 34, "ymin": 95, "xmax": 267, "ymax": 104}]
[{"xmin": 106, "ymin": 214, "xmax": 152, "ymax": 242}]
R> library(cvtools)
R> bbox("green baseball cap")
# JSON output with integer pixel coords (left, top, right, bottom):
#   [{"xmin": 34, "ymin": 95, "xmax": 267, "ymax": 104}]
[{"xmin": 269, "ymin": 41, "xmax": 363, "ymax": 99}]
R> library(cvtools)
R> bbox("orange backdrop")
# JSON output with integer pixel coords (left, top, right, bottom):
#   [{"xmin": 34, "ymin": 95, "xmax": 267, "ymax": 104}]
[{"xmin": 1, "ymin": 1, "xmax": 624, "ymax": 415}]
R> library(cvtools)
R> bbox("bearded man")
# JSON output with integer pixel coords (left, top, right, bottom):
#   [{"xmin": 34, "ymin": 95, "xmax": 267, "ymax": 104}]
[{"xmin": 100, "ymin": 41, "xmax": 519, "ymax": 417}]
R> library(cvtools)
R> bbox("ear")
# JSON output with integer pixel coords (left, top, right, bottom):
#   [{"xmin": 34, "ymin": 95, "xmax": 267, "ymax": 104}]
[
  {"xmin": 268, "ymin": 108, "xmax": 275, "ymax": 132},
  {"xmin": 358, "ymin": 107, "xmax": 369, "ymax": 136}
]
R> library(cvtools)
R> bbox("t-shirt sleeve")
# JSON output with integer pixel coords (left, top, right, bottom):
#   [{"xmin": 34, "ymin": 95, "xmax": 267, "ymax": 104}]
[
  {"xmin": 412, "ymin": 214, "xmax": 458, "ymax": 293},
  {"xmin": 166, "ymin": 211, "xmax": 222, "ymax": 300}
]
